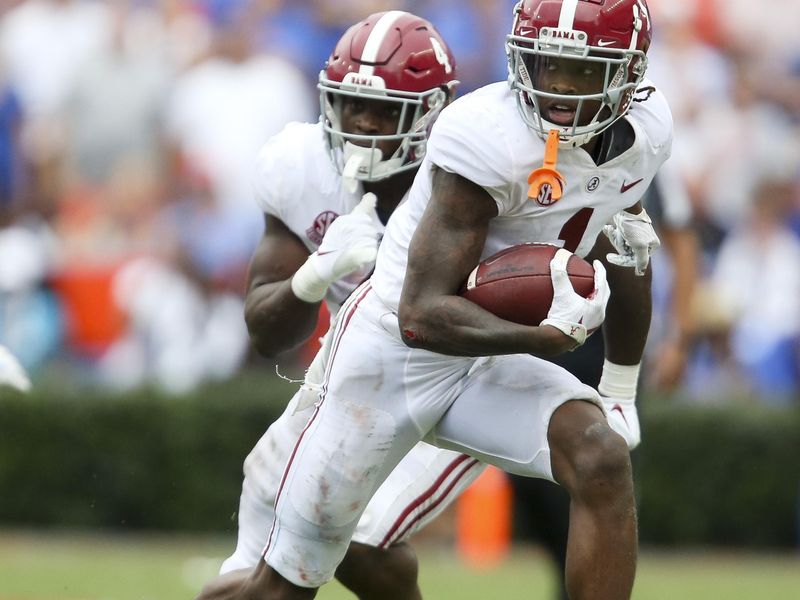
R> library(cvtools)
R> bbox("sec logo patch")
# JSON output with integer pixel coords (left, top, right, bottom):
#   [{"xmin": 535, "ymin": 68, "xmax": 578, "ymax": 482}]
[
  {"xmin": 306, "ymin": 210, "xmax": 339, "ymax": 245},
  {"xmin": 536, "ymin": 183, "xmax": 556, "ymax": 206},
  {"xmin": 586, "ymin": 176, "xmax": 600, "ymax": 192}
]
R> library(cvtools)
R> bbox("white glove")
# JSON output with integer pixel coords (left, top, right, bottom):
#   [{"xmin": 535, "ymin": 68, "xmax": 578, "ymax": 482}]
[
  {"xmin": 291, "ymin": 193, "xmax": 379, "ymax": 302},
  {"xmin": 541, "ymin": 249, "xmax": 610, "ymax": 346},
  {"xmin": 0, "ymin": 344, "xmax": 32, "ymax": 393},
  {"xmin": 601, "ymin": 396, "xmax": 641, "ymax": 450},
  {"xmin": 603, "ymin": 209, "xmax": 660, "ymax": 276}
]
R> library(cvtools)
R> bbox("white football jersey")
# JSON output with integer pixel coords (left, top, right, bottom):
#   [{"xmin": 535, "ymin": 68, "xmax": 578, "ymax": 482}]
[
  {"xmin": 371, "ymin": 80, "xmax": 673, "ymax": 310},
  {"xmin": 252, "ymin": 121, "xmax": 390, "ymax": 314}
]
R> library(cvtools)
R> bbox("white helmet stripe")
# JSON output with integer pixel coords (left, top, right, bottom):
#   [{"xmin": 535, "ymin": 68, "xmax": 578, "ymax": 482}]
[
  {"xmin": 358, "ymin": 10, "xmax": 407, "ymax": 77},
  {"xmin": 557, "ymin": 0, "xmax": 580, "ymax": 30},
  {"xmin": 630, "ymin": 0, "xmax": 650, "ymax": 50},
  {"xmin": 630, "ymin": 4, "xmax": 639, "ymax": 51}
]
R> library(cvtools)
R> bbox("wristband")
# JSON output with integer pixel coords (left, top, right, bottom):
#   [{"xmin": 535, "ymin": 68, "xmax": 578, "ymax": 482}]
[
  {"xmin": 598, "ymin": 359, "xmax": 640, "ymax": 398},
  {"xmin": 290, "ymin": 255, "xmax": 329, "ymax": 303}
]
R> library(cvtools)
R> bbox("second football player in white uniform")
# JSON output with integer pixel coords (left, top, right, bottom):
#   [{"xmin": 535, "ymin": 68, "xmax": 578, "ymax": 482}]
[{"xmin": 257, "ymin": 1, "xmax": 671, "ymax": 599}]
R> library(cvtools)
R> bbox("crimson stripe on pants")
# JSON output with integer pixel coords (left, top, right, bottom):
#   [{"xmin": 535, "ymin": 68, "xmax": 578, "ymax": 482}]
[{"xmin": 378, "ymin": 455, "xmax": 482, "ymax": 548}]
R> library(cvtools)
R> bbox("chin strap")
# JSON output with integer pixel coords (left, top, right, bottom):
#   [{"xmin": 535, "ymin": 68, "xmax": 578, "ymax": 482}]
[{"xmin": 527, "ymin": 129, "xmax": 566, "ymax": 205}]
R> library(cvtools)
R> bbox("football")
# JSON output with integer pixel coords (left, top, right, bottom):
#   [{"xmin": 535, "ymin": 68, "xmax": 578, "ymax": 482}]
[{"xmin": 460, "ymin": 243, "xmax": 595, "ymax": 326}]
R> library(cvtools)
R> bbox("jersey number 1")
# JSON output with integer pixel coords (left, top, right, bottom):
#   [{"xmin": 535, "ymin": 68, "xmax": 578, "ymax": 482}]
[{"xmin": 558, "ymin": 207, "xmax": 594, "ymax": 253}]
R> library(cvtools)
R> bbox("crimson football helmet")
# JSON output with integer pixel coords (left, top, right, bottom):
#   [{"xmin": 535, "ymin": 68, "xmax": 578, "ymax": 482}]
[
  {"xmin": 319, "ymin": 11, "xmax": 458, "ymax": 186},
  {"xmin": 507, "ymin": 0, "xmax": 652, "ymax": 147}
]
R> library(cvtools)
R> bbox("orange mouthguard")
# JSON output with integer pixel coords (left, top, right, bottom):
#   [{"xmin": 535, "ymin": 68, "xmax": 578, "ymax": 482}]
[{"xmin": 527, "ymin": 129, "xmax": 565, "ymax": 203}]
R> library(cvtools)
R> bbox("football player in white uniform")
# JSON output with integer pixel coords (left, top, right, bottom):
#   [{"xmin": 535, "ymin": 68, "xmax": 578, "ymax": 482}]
[
  {"xmin": 256, "ymin": 0, "xmax": 672, "ymax": 599},
  {"xmin": 195, "ymin": 12, "xmax": 485, "ymax": 600}
]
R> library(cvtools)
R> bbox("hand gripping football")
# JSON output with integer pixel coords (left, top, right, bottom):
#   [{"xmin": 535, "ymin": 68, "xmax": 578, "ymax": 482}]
[{"xmin": 460, "ymin": 243, "xmax": 595, "ymax": 325}]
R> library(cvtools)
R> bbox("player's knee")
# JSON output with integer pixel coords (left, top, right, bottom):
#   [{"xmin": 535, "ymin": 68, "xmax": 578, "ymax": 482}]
[
  {"xmin": 336, "ymin": 542, "xmax": 419, "ymax": 600},
  {"xmin": 570, "ymin": 424, "xmax": 632, "ymax": 502},
  {"xmin": 549, "ymin": 400, "xmax": 632, "ymax": 500}
]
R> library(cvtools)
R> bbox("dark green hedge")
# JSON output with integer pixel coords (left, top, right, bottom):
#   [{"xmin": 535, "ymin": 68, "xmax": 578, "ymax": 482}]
[
  {"xmin": 1, "ymin": 379, "xmax": 798, "ymax": 547},
  {"xmin": 0, "ymin": 374, "xmax": 296, "ymax": 532},
  {"xmin": 636, "ymin": 400, "xmax": 800, "ymax": 548}
]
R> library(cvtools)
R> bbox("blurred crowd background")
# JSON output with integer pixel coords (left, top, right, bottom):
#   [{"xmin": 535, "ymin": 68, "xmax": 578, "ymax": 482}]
[{"xmin": 0, "ymin": 0, "xmax": 799, "ymax": 402}]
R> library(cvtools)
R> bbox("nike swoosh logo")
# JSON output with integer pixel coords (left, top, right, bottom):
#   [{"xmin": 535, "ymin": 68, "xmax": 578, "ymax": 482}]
[
  {"xmin": 597, "ymin": 39, "xmax": 616, "ymax": 47},
  {"xmin": 611, "ymin": 404, "xmax": 629, "ymax": 426},
  {"xmin": 620, "ymin": 178, "xmax": 644, "ymax": 193}
]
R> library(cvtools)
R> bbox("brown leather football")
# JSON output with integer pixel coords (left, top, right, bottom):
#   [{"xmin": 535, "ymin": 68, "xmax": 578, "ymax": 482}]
[{"xmin": 460, "ymin": 243, "xmax": 595, "ymax": 326}]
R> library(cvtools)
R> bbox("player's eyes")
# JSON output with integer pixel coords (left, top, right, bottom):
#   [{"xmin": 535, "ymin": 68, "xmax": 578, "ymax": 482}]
[{"xmin": 346, "ymin": 100, "xmax": 365, "ymax": 113}]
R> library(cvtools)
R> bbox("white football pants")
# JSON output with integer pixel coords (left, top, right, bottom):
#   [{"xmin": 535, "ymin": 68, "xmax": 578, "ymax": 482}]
[{"xmin": 264, "ymin": 282, "xmax": 602, "ymax": 587}]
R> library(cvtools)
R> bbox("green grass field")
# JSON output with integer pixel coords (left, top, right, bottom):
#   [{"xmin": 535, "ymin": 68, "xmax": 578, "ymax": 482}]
[{"xmin": 1, "ymin": 530, "xmax": 798, "ymax": 600}]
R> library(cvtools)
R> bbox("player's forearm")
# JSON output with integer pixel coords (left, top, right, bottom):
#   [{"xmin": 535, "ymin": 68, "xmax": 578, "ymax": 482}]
[
  {"xmin": 244, "ymin": 280, "xmax": 321, "ymax": 357},
  {"xmin": 602, "ymin": 259, "xmax": 652, "ymax": 365},
  {"xmin": 398, "ymin": 295, "xmax": 573, "ymax": 357},
  {"xmin": 585, "ymin": 233, "xmax": 652, "ymax": 365}
]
